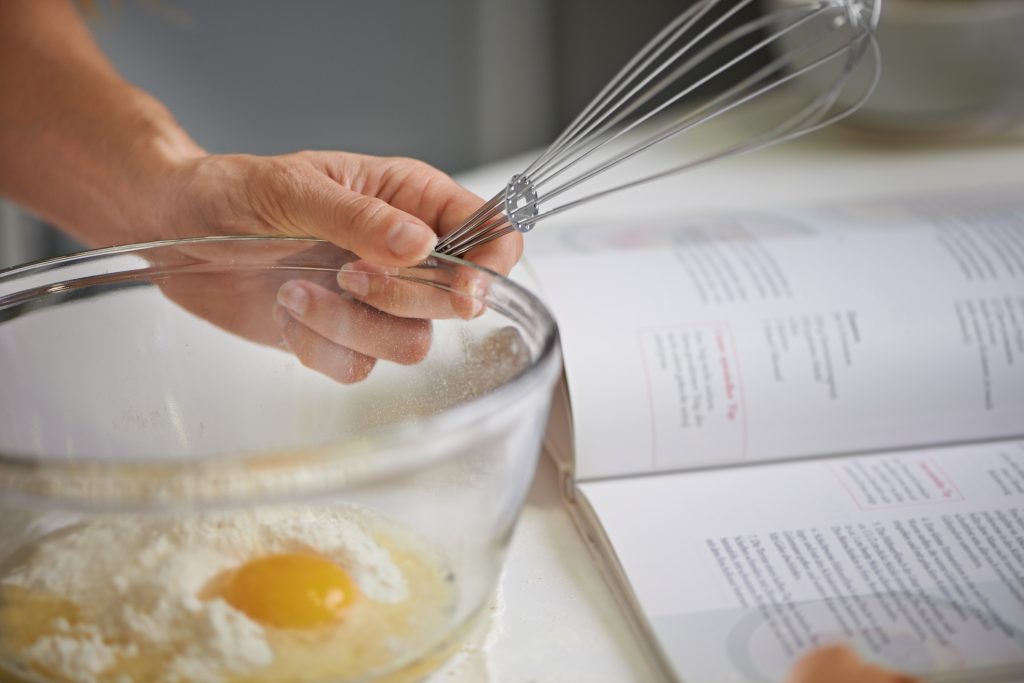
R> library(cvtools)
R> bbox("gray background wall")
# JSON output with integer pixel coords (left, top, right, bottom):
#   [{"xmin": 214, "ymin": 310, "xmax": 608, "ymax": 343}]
[{"xmin": 0, "ymin": 0, "xmax": 687, "ymax": 267}]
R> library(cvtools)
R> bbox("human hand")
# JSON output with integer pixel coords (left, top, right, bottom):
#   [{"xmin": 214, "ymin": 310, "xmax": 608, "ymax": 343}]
[
  {"xmin": 4, "ymin": 3, "xmax": 521, "ymax": 272},
  {"xmin": 153, "ymin": 152, "xmax": 517, "ymax": 381},
  {"xmin": 787, "ymin": 645, "xmax": 920, "ymax": 683},
  {"xmin": 162, "ymin": 151, "xmax": 521, "ymax": 274},
  {"xmin": 153, "ymin": 240, "xmax": 490, "ymax": 384},
  {"xmin": 3, "ymin": 2, "xmax": 519, "ymax": 382}
]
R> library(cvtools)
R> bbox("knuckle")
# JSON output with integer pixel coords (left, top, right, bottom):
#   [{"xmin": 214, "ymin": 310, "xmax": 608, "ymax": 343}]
[
  {"xmin": 385, "ymin": 156, "xmax": 437, "ymax": 186},
  {"xmin": 344, "ymin": 196, "xmax": 389, "ymax": 234},
  {"xmin": 290, "ymin": 150, "xmax": 320, "ymax": 164},
  {"xmin": 390, "ymin": 156, "xmax": 428, "ymax": 172},
  {"xmin": 272, "ymin": 158, "xmax": 314, "ymax": 191},
  {"xmin": 245, "ymin": 158, "xmax": 313, "ymax": 229}
]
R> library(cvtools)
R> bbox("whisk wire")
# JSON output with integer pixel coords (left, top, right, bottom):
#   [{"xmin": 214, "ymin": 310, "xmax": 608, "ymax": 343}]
[
  {"xmin": 436, "ymin": 0, "xmax": 881, "ymax": 258},
  {"xmin": 435, "ymin": 193, "xmax": 504, "ymax": 251},
  {"xmin": 525, "ymin": 0, "xmax": 753, "ymax": 184},
  {"xmin": 530, "ymin": 3, "xmax": 832, "ymax": 195},
  {"xmin": 532, "ymin": 35, "xmax": 881, "ymax": 225},
  {"xmin": 521, "ymin": 0, "xmax": 717, "ymax": 180}
]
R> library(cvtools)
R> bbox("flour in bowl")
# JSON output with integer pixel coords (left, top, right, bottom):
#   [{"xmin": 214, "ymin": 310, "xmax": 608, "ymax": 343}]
[{"xmin": 0, "ymin": 505, "xmax": 454, "ymax": 683}]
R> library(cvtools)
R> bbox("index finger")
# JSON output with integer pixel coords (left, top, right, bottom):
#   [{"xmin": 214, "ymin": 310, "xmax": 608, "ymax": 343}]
[{"xmin": 365, "ymin": 156, "xmax": 524, "ymax": 275}]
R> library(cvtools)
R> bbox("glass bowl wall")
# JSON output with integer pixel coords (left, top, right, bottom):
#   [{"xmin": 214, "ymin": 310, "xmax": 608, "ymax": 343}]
[{"xmin": 0, "ymin": 238, "xmax": 560, "ymax": 683}]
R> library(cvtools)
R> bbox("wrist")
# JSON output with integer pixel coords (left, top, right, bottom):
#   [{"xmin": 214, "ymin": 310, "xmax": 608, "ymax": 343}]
[
  {"xmin": 125, "ymin": 100, "xmax": 207, "ymax": 243},
  {"xmin": 157, "ymin": 153, "xmax": 260, "ymax": 243}
]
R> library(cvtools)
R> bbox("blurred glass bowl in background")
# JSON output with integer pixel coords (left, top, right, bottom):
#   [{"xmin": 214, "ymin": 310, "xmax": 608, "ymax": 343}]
[
  {"xmin": 0, "ymin": 238, "xmax": 561, "ymax": 683},
  {"xmin": 844, "ymin": 0, "xmax": 1024, "ymax": 137},
  {"xmin": 770, "ymin": 0, "xmax": 1024, "ymax": 138}
]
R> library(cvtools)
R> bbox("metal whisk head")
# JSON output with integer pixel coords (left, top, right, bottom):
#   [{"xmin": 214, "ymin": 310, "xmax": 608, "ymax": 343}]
[{"xmin": 436, "ymin": 0, "xmax": 881, "ymax": 257}]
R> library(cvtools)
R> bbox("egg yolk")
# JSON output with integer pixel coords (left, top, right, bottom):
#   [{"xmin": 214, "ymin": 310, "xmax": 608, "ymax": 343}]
[{"xmin": 220, "ymin": 553, "xmax": 358, "ymax": 629}]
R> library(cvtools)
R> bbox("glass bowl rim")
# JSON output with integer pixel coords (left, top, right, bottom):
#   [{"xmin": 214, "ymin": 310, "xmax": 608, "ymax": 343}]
[{"xmin": 0, "ymin": 236, "xmax": 562, "ymax": 508}]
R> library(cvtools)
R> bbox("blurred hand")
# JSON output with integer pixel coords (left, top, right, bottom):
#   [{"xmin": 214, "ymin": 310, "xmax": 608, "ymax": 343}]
[
  {"xmin": 155, "ymin": 241, "xmax": 491, "ymax": 385},
  {"xmin": 275, "ymin": 257, "xmax": 484, "ymax": 382},
  {"xmin": 787, "ymin": 645, "xmax": 920, "ymax": 683}
]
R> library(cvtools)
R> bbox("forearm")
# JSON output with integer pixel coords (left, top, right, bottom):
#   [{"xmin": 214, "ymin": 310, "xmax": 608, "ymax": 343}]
[{"xmin": 0, "ymin": 0, "xmax": 203, "ymax": 247}]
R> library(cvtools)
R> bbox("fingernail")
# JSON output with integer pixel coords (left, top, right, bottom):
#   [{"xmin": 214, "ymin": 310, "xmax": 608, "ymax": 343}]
[
  {"xmin": 469, "ymin": 282, "xmax": 486, "ymax": 318},
  {"xmin": 277, "ymin": 281, "xmax": 309, "ymax": 316},
  {"xmin": 387, "ymin": 222, "xmax": 436, "ymax": 259},
  {"xmin": 337, "ymin": 265, "xmax": 369, "ymax": 298}
]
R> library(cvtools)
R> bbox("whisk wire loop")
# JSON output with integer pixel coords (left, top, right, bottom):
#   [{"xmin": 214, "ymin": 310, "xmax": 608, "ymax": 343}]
[
  {"xmin": 525, "ymin": 0, "xmax": 757, "ymax": 184},
  {"xmin": 529, "ymin": 3, "xmax": 836, "ymax": 197},
  {"xmin": 521, "ymin": 0, "xmax": 715, "ymax": 180},
  {"xmin": 435, "ymin": 0, "xmax": 881, "ymax": 258}
]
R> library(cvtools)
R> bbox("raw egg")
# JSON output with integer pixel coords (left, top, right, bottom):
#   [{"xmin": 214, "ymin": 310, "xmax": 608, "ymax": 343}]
[{"xmin": 220, "ymin": 553, "xmax": 358, "ymax": 629}]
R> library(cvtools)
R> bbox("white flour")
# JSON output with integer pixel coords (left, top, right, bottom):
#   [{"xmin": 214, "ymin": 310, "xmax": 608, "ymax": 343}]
[{"xmin": 3, "ymin": 506, "xmax": 409, "ymax": 683}]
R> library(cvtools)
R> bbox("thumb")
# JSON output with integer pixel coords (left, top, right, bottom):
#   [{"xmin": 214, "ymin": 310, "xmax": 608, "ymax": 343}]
[{"xmin": 289, "ymin": 175, "xmax": 438, "ymax": 266}]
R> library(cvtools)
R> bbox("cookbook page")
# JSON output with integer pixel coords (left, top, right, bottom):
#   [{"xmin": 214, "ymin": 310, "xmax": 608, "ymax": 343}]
[
  {"xmin": 525, "ymin": 193, "xmax": 1024, "ymax": 480},
  {"xmin": 579, "ymin": 439, "xmax": 1024, "ymax": 683}
]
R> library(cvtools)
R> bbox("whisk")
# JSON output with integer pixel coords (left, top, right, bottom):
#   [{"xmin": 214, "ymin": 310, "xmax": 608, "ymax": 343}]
[{"xmin": 435, "ymin": 0, "xmax": 881, "ymax": 257}]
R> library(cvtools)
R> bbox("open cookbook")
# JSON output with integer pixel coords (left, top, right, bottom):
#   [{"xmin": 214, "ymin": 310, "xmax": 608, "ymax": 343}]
[{"xmin": 515, "ymin": 187, "xmax": 1024, "ymax": 682}]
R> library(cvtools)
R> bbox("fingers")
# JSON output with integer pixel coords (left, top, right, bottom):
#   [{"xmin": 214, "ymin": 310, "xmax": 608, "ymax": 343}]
[
  {"xmin": 323, "ymin": 186, "xmax": 438, "ymax": 265},
  {"xmin": 255, "ymin": 160, "xmax": 438, "ymax": 266},
  {"xmin": 787, "ymin": 645, "xmax": 920, "ymax": 683},
  {"xmin": 363, "ymin": 156, "xmax": 483, "ymax": 236},
  {"xmin": 337, "ymin": 260, "xmax": 488, "ymax": 321},
  {"xmin": 154, "ymin": 261, "xmax": 340, "ymax": 349},
  {"xmin": 387, "ymin": 157, "xmax": 524, "ymax": 276},
  {"xmin": 177, "ymin": 152, "xmax": 524, "ymax": 274},
  {"xmin": 275, "ymin": 279, "xmax": 432, "ymax": 366},
  {"xmin": 273, "ymin": 305, "xmax": 378, "ymax": 384},
  {"xmin": 322, "ymin": 154, "xmax": 524, "ymax": 275},
  {"xmin": 457, "ymin": 230, "xmax": 523, "ymax": 277}
]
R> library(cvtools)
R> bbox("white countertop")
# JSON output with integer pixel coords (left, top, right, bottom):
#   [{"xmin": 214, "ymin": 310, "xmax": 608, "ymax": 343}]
[{"xmin": 439, "ymin": 117, "xmax": 1024, "ymax": 682}]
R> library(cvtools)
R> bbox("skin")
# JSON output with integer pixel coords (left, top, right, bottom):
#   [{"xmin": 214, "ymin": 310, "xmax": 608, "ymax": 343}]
[
  {"xmin": 0, "ymin": 1, "xmax": 521, "ymax": 270},
  {"xmin": 788, "ymin": 645, "xmax": 921, "ymax": 683},
  {"xmin": 0, "ymin": 0, "xmax": 521, "ymax": 379},
  {"xmin": 0, "ymin": 5, "xmax": 925, "ymax": 680}
]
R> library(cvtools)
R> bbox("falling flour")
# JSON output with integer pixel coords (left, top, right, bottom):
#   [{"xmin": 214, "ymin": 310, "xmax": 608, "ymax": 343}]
[{"xmin": 0, "ymin": 506, "xmax": 418, "ymax": 683}]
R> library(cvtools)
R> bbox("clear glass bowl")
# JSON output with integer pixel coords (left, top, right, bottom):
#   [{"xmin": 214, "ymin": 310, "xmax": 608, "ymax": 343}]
[
  {"xmin": 0, "ymin": 237, "xmax": 561, "ymax": 683},
  {"xmin": 846, "ymin": 0, "xmax": 1024, "ymax": 138}
]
